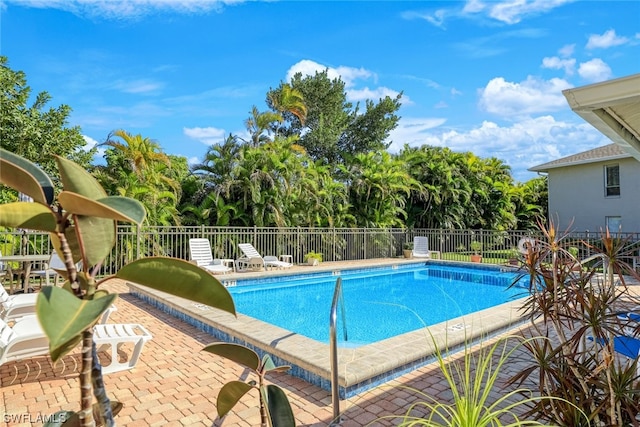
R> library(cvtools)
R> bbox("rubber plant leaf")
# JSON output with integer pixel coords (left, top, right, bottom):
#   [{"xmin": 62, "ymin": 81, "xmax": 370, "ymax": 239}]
[
  {"xmin": 114, "ymin": 257, "xmax": 236, "ymax": 316},
  {"xmin": 36, "ymin": 286, "xmax": 117, "ymax": 362},
  {"xmin": 55, "ymin": 155, "xmax": 116, "ymax": 267},
  {"xmin": 0, "ymin": 202, "xmax": 57, "ymax": 231},
  {"xmin": 262, "ymin": 384, "xmax": 296, "ymax": 427},
  {"xmin": 261, "ymin": 354, "xmax": 291, "ymax": 374},
  {"xmin": 217, "ymin": 381, "xmax": 253, "ymax": 418},
  {"xmin": 0, "ymin": 148, "xmax": 55, "ymax": 205},
  {"xmin": 203, "ymin": 343, "xmax": 260, "ymax": 371},
  {"xmin": 56, "ymin": 156, "xmax": 107, "ymax": 200},
  {"xmin": 58, "ymin": 192, "xmax": 146, "ymax": 224},
  {"xmin": 72, "ymin": 215, "xmax": 116, "ymax": 268}
]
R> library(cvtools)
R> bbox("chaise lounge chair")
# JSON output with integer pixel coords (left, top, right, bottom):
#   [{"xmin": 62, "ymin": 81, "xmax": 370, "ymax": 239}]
[
  {"xmin": 236, "ymin": 243, "xmax": 293, "ymax": 272},
  {"xmin": 188, "ymin": 238, "xmax": 232, "ymax": 274},
  {"xmin": 1, "ymin": 285, "xmax": 38, "ymax": 322},
  {"xmin": 412, "ymin": 236, "xmax": 431, "ymax": 259},
  {"xmin": 29, "ymin": 251, "xmax": 67, "ymax": 287},
  {"xmin": 0, "ymin": 311, "xmax": 150, "ymax": 374}
]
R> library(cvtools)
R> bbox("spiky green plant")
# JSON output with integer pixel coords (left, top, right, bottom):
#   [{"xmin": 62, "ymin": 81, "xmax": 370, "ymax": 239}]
[
  {"xmin": 385, "ymin": 335, "xmax": 577, "ymax": 427},
  {"xmin": 508, "ymin": 219, "xmax": 640, "ymax": 425}
]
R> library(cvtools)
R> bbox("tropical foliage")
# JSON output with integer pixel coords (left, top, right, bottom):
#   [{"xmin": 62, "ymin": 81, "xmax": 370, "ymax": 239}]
[
  {"xmin": 1, "ymin": 56, "xmax": 549, "ymax": 233},
  {"xmin": 509, "ymin": 222, "xmax": 640, "ymax": 425}
]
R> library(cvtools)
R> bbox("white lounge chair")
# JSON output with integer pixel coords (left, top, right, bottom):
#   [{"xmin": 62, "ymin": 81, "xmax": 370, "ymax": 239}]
[
  {"xmin": 1, "ymin": 288, "xmax": 118, "ymax": 323},
  {"xmin": 412, "ymin": 236, "xmax": 431, "ymax": 258},
  {"xmin": 1, "ymin": 285, "xmax": 38, "ymax": 322},
  {"xmin": 0, "ymin": 312, "xmax": 149, "ymax": 374},
  {"xmin": 236, "ymin": 243, "xmax": 292, "ymax": 271},
  {"xmin": 30, "ymin": 251, "xmax": 67, "ymax": 287},
  {"xmin": 188, "ymin": 238, "xmax": 232, "ymax": 274}
]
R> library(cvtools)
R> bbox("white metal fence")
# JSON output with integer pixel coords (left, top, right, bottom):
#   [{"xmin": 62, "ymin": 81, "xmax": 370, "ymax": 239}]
[{"xmin": 1, "ymin": 226, "xmax": 638, "ymax": 277}]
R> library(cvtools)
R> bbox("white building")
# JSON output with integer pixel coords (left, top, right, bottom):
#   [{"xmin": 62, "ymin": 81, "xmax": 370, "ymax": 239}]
[{"xmin": 529, "ymin": 73, "xmax": 640, "ymax": 233}]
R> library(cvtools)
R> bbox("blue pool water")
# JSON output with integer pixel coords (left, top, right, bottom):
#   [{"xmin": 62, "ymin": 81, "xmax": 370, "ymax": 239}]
[{"xmin": 227, "ymin": 262, "xmax": 528, "ymax": 346}]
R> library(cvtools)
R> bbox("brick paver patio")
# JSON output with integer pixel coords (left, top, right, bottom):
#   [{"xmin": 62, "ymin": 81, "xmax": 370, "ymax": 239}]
[{"xmin": 8, "ymin": 262, "xmax": 635, "ymax": 426}]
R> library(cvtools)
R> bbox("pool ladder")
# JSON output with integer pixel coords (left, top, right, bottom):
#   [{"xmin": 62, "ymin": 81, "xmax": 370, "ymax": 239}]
[{"xmin": 329, "ymin": 277, "xmax": 347, "ymax": 425}]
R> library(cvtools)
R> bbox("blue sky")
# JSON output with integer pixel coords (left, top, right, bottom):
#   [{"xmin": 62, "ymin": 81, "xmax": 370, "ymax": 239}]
[{"xmin": 2, "ymin": 0, "xmax": 639, "ymax": 182}]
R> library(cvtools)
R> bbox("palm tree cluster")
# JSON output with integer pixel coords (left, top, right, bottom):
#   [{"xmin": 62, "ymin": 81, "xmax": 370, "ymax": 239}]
[
  {"xmin": 1, "ymin": 55, "xmax": 547, "ymax": 231},
  {"xmin": 89, "ymin": 76, "xmax": 546, "ymax": 231}
]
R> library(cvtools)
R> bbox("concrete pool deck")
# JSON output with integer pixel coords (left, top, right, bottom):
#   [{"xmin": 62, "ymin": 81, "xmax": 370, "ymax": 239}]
[
  {"xmin": 2, "ymin": 259, "xmax": 638, "ymax": 426},
  {"xmin": 128, "ymin": 258, "xmax": 527, "ymax": 398}
]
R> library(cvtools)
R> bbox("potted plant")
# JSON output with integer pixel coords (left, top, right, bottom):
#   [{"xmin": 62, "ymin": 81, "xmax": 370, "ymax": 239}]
[
  {"xmin": 470, "ymin": 240, "xmax": 483, "ymax": 263},
  {"xmin": 304, "ymin": 251, "xmax": 322, "ymax": 266},
  {"xmin": 403, "ymin": 242, "xmax": 413, "ymax": 259}
]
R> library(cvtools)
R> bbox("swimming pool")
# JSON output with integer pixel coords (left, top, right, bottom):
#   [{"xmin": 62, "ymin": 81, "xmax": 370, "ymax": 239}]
[
  {"xmin": 227, "ymin": 263, "xmax": 527, "ymax": 346},
  {"xmin": 129, "ymin": 259, "xmax": 528, "ymax": 398}
]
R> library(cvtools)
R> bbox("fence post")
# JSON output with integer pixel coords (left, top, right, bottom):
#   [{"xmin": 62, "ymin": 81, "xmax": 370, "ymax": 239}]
[
  {"xmin": 136, "ymin": 224, "xmax": 141, "ymax": 261},
  {"xmin": 363, "ymin": 229, "xmax": 367, "ymax": 260}
]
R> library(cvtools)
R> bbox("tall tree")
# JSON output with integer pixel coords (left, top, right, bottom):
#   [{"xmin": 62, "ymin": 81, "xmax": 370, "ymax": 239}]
[
  {"xmin": 268, "ymin": 70, "xmax": 402, "ymax": 166},
  {"xmin": 0, "ymin": 56, "xmax": 93, "ymax": 187},
  {"xmin": 95, "ymin": 130, "xmax": 182, "ymax": 226}
]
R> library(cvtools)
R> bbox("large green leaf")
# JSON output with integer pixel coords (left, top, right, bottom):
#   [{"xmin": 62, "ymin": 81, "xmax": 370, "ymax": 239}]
[
  {"xmin": 261, "ymin": 354, "xmax": 291, "ymax": 374},
  {"xmin": 73, "ymin": 216, "xmax": 116, "ymax": 268},
  {"xmin": 36, "ymin": 287, "xmax": 117, "ymax": 362},
  {"xmin": 217, "ymin": 381, "xmax": 253, "ymax": 417},
  {"xmin": 114, "ymin": 257, "xmax": 236, "ymax": 316},
  {"xmin": 0, "ymin": 202, "xmax": 57, "ymax": 231},
  {"xmin": 56, "ymin": 156, "xmax": 107, "ymax": 200},
  {"xmin": 0, "ymin": 148, "xmax": 55, "ymax": 205},
  {"xmin": 203, "ymin": 343, "xmax": 260, "ymax": 371},
  {"xmin": 58, "ymin": 193, "xmax": 146, "ymax": 225},
  {"xmin": 56, "ymin": 155, "xmax": 117, "ymax": 266},
  {"xmin": 262, "ymin": 384, "xmax": 296, "ymax": 427}
]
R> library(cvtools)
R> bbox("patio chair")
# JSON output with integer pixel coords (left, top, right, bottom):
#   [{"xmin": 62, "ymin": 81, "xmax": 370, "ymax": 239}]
[
  {"xmin": 0, "ymin": 311, "xmax": 149, "ymax": 374},
  {"xmin": 236, "ymin": 243, "xmax": 292, "ymax": 272},
  {"xmin": 412, "ymin": 236, "xmax": 431, "ymax": 259},
  {"xmin": 29, "ymin": 251, "xmax": 67, "ymax": 287},
  {"xmin": 188, "ymin": 238, "xmax": 232, "ymax": 274},
  {"xmin": 589, "ymin": 334, "xmax": 640, "ymax": 376},
  {"xmin": 1, "ymin": 283, "xmax": 118, "ymax": 322}
]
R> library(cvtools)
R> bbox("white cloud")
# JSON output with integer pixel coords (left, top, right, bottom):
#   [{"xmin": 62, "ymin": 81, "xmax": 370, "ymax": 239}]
[
  {"xmin": 112, "ymin": 79, "xmax": 164, "ymax": 94},
  {"xmin": 577, "ymin": 58, "xmax": 612, "ymax": 83},
  {"xmin": 9, "ymin": 0, "xmax": 240, "ymax": 20},
  {"xmin": 586, "ymin": 29, "xmax": 629, "ymax": 49},
  {"xmin": 286, "ymin": 60, "xmax": 373, "ymax": 88},
  {"xmin": 286, "ymin": 60, "xmax": 402, "ymax": 104},
  {"xmin": 478, "ymin": 76, "xmax": 572, "ymax": 118},
  {"xmin": 541, "ymin": 56, "xmax": 575, "ymax": 75},
  {"xmin": 558, "ymin": 44, "xmax": 575, "ymax": 57},
  {"xmin": 347, "ymin": 87, "xmax": 405, "ymax": 103},
  {"xmin": 183, "ymin": 126, "xmax": 226, "ymax": 145},
  {"xmin": 486, "ymin": 0, "xmax": 574, "ymax": 25},
  {"xmin": 406, "ymin": 0, "xmax": 571, "ymax": 28},
  {"xmin": 387, "ymin": 117, "xmax": 448, "ymax": 152},
  {"xmin": 82, "ymin": 135, "xmax": 105, "ymax": 158},
  {"xmin": 389, "ymin": 115, "xmax": 609, "ymax": 181}
]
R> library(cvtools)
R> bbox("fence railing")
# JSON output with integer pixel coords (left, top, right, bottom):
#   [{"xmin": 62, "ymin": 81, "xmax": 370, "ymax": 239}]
[{"xmin": 1, "ymin": 226, "xmax": 639, "ymax": 277}]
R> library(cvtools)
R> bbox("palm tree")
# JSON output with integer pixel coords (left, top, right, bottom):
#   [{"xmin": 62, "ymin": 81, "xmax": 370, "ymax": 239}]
[
  {"xmin": 102, "ymin": 130, "xmax": 170, "ymax": 178},
  {"xmin": 243, "ymin": 106, "xmax": 282, "ymax": 147},
  {"xmin": 268, "ymin": 83, "xmax": 307, "ymax": 127}
]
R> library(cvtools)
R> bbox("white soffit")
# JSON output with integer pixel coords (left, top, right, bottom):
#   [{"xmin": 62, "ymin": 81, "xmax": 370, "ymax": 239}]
[{"xmin": 562, "ymin": 73, "xmax": 640, "ymax": 160}]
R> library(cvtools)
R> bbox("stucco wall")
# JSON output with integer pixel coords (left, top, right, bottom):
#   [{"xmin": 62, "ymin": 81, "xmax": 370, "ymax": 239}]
[{"xmin": 546, "ymin": 157, "xmax": 640, "ymax": 232}]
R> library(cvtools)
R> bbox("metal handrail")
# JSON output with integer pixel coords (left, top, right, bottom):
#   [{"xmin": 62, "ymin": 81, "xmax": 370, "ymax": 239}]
[{"xmin": 329, "ymin": 277, "xmax": 345, "ymax": 425}]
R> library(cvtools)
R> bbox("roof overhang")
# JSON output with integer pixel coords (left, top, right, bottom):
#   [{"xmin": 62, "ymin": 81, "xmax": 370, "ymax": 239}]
[{"xmin": 562, "ymin": 73, "xmax": 640, "ymax": 160}]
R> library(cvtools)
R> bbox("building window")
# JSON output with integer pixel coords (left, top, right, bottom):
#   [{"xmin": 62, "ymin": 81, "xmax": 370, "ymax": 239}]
[
  {"xmin": 606, "ymin": 216, "xmax": 622, "ymax": 232},
  {"xmin": 605, "ymin": 164, "xmax": 620, "ymax": 196}
]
